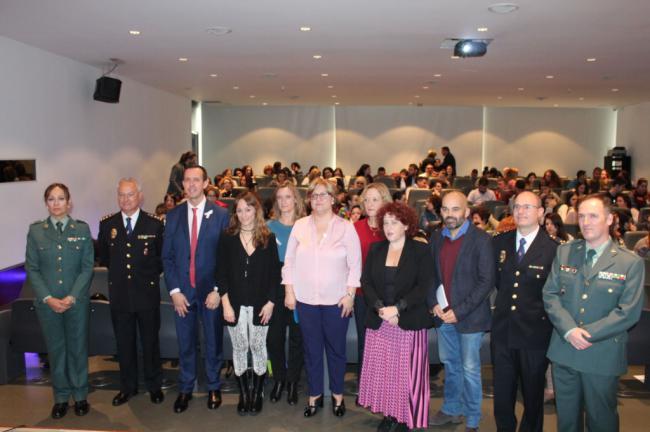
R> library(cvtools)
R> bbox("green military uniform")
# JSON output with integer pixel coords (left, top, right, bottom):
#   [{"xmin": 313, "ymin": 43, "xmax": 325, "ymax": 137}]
[
  {"xmin": 24, "ymin": 217, "xmax": 94, "ymax": 404},
  {"xmin": 543, "ymin": 239, "xmax": 645, "ymax": 432}
]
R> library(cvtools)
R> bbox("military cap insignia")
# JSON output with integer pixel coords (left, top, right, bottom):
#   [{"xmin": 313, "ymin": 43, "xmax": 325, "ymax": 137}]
[
  {"xmin": 499, "ymin": 250, "xmax": 506, "ymax": 263},
  {"xmin": 560, "ymin": 265, "xmax": 578, "ymax": 274},
  {"xmin": 111, "ymin": 228, "xmax": 117, "ymax": 239},
  {"xmin": 598, "ymin": 271, "xmax": 626, "ymax": 281}
]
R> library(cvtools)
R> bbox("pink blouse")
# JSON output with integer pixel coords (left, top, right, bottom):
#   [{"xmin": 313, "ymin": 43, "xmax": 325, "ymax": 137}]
[{"xmin": 282, "ymin": 214, "xmax": 362, "ymax": 305}]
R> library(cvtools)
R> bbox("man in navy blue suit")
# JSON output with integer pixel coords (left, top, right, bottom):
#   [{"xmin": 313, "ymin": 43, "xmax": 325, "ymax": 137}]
[{"xmin": 162, "ymin": 165, "xmax": 229, "ymax": 413}]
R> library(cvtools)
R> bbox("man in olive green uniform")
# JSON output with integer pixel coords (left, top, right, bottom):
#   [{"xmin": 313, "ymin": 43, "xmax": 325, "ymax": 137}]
[
  {"xmin": 25, "ymin": 206, "xmax": 94, "ymax": 417},
  {"xmin": 543, "ymin": 194, "xmax": 645, "ymax": 432}
]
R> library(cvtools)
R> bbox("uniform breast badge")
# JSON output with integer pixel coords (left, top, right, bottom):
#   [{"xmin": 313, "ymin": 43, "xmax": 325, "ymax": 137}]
[
  {"xmin": 499, "ymin": 250, "xmax": 506, "ymax": 263},
  {"xmin": 111, "ymin": 228, "xmax": 117, "ymax": 239}
]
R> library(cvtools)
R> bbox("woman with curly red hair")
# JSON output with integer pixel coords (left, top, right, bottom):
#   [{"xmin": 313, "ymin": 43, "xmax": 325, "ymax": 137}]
[{"xmin": 358, "ymin": 201, "xmax": 435, "ymax": 431}]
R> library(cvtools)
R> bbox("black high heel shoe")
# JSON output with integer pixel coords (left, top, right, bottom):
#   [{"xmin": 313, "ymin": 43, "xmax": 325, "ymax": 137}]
[
  {"xmin": 303, "ymin": 394, "xmax": 323, "ymax": 417},
  {"xmin": 331, "ymin": 396, "xmax": 346, "ymax": 417}
]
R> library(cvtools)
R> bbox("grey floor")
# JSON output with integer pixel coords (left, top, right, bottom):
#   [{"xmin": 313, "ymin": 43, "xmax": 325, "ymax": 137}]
[{"xmin": 1, "ymin": 356, "xmax": 649, "ymax": 431}]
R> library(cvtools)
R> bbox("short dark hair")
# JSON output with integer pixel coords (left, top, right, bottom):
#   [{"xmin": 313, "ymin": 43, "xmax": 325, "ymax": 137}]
[
  {"xmin": 377, "ymin": 201, "xmax": 419, "ymax": 237},
  {"xmin": 44, "ymin": 183, "xmax": 70, "ymax": 201},
  {"xmin": 579, "ymin": 193, "xmax": 613, "ymax": 215},
  {"xmin": 470, "ymin": 206, "xmax": 490, "ymax": 224},
  {"xmin": 478, "ymin": 176, "xmax": 489, "ymax": 187},
  {"xmin": 442, "ymin": 146, "xmax": 450, "ymax": 152},
  {"xmin": 576, "ymin": 170, "xmax": 586, "ymax": 178},
  {"xmin": 184, "ymin": 165, "xmax": 209, "ymax": 181},
  {"xmin": 515, "ymin": 179, "xmax": 526, "ymax": 190}
]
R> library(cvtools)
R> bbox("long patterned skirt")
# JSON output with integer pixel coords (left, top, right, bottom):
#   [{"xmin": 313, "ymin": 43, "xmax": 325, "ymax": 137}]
[{"xmin": 358, "ymin": 321, "xmax": 429, "ymax": 429}]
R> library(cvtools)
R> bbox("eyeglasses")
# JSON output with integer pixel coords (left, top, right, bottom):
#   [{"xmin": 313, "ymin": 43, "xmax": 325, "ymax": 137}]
[
  {"xmin": 513, "ymin": 204, "xmax": 539, "ymax": 211},
  {"xmin": 310, "ymin": 192, "xmax": 330, "ymax": 201}
]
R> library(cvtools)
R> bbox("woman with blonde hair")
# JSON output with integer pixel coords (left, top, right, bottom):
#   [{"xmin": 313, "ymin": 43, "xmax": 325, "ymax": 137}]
[
  {"xmin": 353, "ymin": 183, "xmax": 392, "ymax": 392},
  {"xmin": 283, "ymin": 178, "xmax": 361, "ymax": 417},
  {"xmin": 217, "ymin": 192, "xmax": 281, "ymax": 415},
  {"xmin": 267, "ymin": 181, "xmax": 306, "ymax": 405}
]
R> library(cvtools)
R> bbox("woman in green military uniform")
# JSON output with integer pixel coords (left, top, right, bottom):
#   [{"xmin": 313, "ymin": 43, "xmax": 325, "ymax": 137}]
[{"xmin": 25, "ymin": 183, "xmax": 94, "ymax": 419}]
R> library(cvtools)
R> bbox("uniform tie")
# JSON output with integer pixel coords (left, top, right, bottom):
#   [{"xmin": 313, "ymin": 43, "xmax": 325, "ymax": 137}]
[
  {"xmin": 517, "ymin": 238, "xmax": 526, "ymax": 263},
  {"xmin": 126, "ymin": 217, "xmax": 133, "ymax": 236},
  {"xmin": 190, "ymin": 207, "xmax": 198, "ymax": 288},
  {"xmin": 56, "ymin": 221, "xmax": 63, "ymax": 234},
  {"xmin": 586, "ymin": 249, "xmax": 597, "ymax": 268}
]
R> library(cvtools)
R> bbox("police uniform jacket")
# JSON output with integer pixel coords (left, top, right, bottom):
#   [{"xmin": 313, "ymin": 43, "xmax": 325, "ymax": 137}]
[
  {"xmin": 98, "ymin": 211, "xmax": 164, "ymax": 312},
  {"xmin": 543, "ymin": 239, "xmax": 645, "ymax": 376},
  {"xmin": 25, "ymin": 218, "xmax": 94, "ymax": 306},
  {"xmin": 492, "ymin": 229, "xmax": 559, "ymax": 350}
]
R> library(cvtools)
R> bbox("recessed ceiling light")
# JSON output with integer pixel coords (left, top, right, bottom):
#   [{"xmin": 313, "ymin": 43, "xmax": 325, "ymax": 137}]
[
  {"xmin": 497, "ymin": 96, "xmax": 503, "ymax": 100},
  {"xmin": 451, "ymin": 56, "xmax": 460, "ymax": 59},
  {"xmin": 611, "ymin": 88, "xmax": 619, "ymax": 92},
  {"xmin": 586, "ymin": 58, "xmax": 597, "ymax": 62},
  {"xmin": 249, "ymin": 95, "xmax": 256, "ymax": 98},
  {"xmin": 313, "ymin": 54, "xmax": 322, "ymax": 59},
  {"xmin": 178, "ymin": 57, "xmax": 188, "ymax": 62},
  {"xmin": 488, "ymin": 3, "xmax": 520, "ymax": 14},
  {"xmin": 331, "ymin": 95, "xmax": 337, "ymax": 98},
  {"xmin": 262, "ymin": 102, "xmax": 268, "ymax": 106},
  {"xmin": 422, "ymin": 86, "xmax": 429, "ymax": 90},
  {"xmin": 209, "ymin": 73, "xmax": 218, "ymax": 77},
  {"xmin": 300, "ymin": 26, "xmax": 311, "ymax": 32},
  {"xmin": 517, "ymin": 87, "xmax": 525, "ymax": 91},
  {"xmin": 327, "ymin": 85, "xmax": 334, "ymax": 89},
  {"xmin": 545, "ymin": 75, "xmax": 554, "ymax": 79},
  {"xmin": 414, "ymin": 95, "xmax": 420, "ymax": 99},
  {"xmin": 408, "ymin": 102, "xmax": 414, "ymax": 105},
  {"xmin": 579, "ymin": 97, "xmax": 585, "ymax": 100},
  {"xmin": 477, "ymin": 27, "xmax": 489, "ymax": 32},
  {"xmin": 129, "ymin": 30, "xmax": 141, "ymax": 36},
  {"xmin": 433, "ymin": 73, "xmax": 442, "ymax": 78},
  {"xmin": 553, "ymin": 104, "xmax": 559, "ymax": 107},
  {"xmin": 321, "ymin": 73, "xmax": 329, "ymax": 77},
  {"xmin": 232, "ymin": 86, "xmax": 240, "ymax": 90},
  {"xmin": 334, "ymin": 102, "xmax": 340, "ymax": 105},
  {"xmin": 205, "ymin": 27, "xmax": 232, "ymax": 36}
]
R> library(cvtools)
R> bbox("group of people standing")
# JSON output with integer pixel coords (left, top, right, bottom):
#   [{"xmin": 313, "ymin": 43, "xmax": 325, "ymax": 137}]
[{"xmin": 25, "ymin": 163, "xmax": 645, "ymax": 432}]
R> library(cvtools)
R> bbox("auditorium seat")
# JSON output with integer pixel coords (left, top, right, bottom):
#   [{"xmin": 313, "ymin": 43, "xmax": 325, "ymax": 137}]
[
  {"xmin": 254, "ymin": 175, "xmax": 273, "ymax": 187},
  {"xmin": 373, "ymin": 176, "xmax": 396, "ymax": 189},
  {"xmin": 564, "ymin": 224, "xmax": 580, "ymax": 238},
  {"xmin": 482, "ymin": 200, "xmax": 503, "ymax": 216},
  {"xmin": 624, "ymin": 231, "xmax": 648, "ymax": 251},
  {"xmin": 220, "ymin": 197, "xmax": 236, "ymax": 213},
  {"xmin": 9, "ymin": 298, "xmax": 48, "ymax": 354},
  {"xmin": 256, "ymin": 187, "xmax": 276, "ymax": 203},
  {"xmin": 492, "ymin": 205, "xmax": 508, "ymax": 220},
  {"xmin": 88, "ymin": 300, "xmax": 116, "ymax": 356},
  {"xmin": 407, "ymin": 189, "xmax": 431, "ymax": 208},
  {"xmin": 89, "ymin": 267, "xmax": 109, "ymax": 299},
  {"xmin": 0, "ymin": 309, "xmax": 24, "ymax": 384},
  {"xmin": 232, "ymin": 186, "xmax": 248, "ymax": 197}
]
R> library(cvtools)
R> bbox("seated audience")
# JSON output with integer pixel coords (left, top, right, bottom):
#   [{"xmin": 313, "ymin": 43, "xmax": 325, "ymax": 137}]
[
  {"xmin": 467, "ymin": 177, "xmax": 497, "ymax": 205},
  {"xmin": 544, "ymin": 213, "xmax": 573, "ymax": 242}
]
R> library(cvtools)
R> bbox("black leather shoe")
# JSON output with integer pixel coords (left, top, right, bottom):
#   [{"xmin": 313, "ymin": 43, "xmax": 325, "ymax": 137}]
[
  {"xmin": 377, "ymin": 416, "xmax": 397, "ymax": 432},
  {"xmin": 112, "ymin": 391, "xmax": 136, "ymax": 406},
  {"xmin": 207, "ymin": 390, "xmax": 222, "ymax": 410},
  {"xmin": 174, "ymin": 392, "xmax": 192, "ymax": 413},
  {"xmin": 51, "ymin": 402, "xmax": 68, "ymax": 419},
  {"xmin": 332, "ymin": 396, "xmax": 345, "ymax": 417},
  {"xmin": 303, "ymin": 394, "xmax": 323, "ymax": 417},
  {"xmin": 74, "ymin": 400, "xmax": 90, "ymax": 416},
  {"xmin": 286, "ymin": 382, "xmax": 298, "ymax": 405},
  {"xmin": 150, "ymin": 389, "xmax": 164, "ymax": 404},
  {"xmin": 269, "ymin": 380, "xmax": 285, "ymax": 403}
]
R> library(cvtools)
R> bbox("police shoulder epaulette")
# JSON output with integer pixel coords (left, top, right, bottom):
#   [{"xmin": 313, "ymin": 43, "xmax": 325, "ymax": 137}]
[
  {"xmin": 31, "ymin": 219, "xmax": 46, "ymax": 226},
  {"xmin": 74, "ymin": 219, "xmax": 89, "ymax": 226},
  {"xmin": 101, "ymin": 212, "xmax": 118, "ymax": 222},
  {"xmin": 145, "ymin": 211, "xmax": 164, "ymax": 221}
]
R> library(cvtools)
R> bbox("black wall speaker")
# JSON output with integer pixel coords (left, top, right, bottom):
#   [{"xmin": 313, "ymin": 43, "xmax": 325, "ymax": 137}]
[{"xmin": 93, "ymin": 76, "xmax": 122, "ymax": 103}]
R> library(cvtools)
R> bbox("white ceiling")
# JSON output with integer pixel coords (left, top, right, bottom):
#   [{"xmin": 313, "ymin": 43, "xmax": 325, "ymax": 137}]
[{"xmin": 1, "ymin": 0, "xmax": 649, "ymax": 108}]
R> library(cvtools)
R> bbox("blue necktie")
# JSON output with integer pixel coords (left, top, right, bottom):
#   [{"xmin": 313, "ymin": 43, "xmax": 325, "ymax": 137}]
[
  {"xmin": 517, "ymin": 238, "xmax": 526, "ymax": 263},
  {"xmin": 126, "ymin": 217, "xmax": 133, "ymax": 236}
]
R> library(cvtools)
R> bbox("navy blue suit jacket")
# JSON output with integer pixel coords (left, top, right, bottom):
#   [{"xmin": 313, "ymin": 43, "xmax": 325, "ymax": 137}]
[
  {"xmin": 162, "ymin": 200, "xmax": 229, "ymax": 304},
  {"xmin": 428, "ymin": 222, "xmax": 495, "ymax": 333}
]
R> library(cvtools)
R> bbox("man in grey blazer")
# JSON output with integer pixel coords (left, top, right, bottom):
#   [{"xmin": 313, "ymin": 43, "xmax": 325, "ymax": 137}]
[
  {"xmin": 428, "ymin": 191, "xmax": 495, "ymax": 432},
  {"xmin": 543, "ymin": 194, "xmax": 645, "ymax": 432}
]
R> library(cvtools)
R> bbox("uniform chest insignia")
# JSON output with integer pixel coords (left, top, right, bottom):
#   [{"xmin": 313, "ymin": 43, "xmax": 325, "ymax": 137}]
[
  {"xmin": 499, "ymin": 250, "xmax": 506, "ymax": 263},
  {"xmin": 528, "ymin": 265, "xmax": 544, "ymax": 270},
  {"xmin": 560, "ymin": 265, "xmax": 578, "ymax": 274},
  {"xmin": 598, "ymin": 271, "xmax": 626, "ymax": 281},
  {"xmin": 111, "ymin": 228, "xmax": 117, "ymax": 239},
  {"xmin": 67, "ymin": 236, "xmax": 86, "ymax": 242},
  {"xmin": 43, "ymin": 223, "xmax": 49, "ymax": 229},
  {"xmin": 143, "ymin": 248, "xmax": 148, "ymax": 256},
  {"xmin": 137, "ymin": 234, "xmax": 156, "ymax": 240}
]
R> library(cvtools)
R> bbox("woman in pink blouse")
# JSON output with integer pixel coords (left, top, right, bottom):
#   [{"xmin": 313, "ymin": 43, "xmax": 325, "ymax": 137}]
[{"xmin": 282, "ymin": 178, "xmax": 362, "ymax": 418}]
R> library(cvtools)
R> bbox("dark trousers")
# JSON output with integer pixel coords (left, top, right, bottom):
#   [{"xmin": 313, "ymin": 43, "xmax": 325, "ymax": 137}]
[
  {"xmin": 267, "ymin": 303, "xmax": 303, "ymax": 382},
  {"xmin": 111, "ymin": 307, "xmax": 162, "ymax": 394},
  {"xmin": 174, "ymin": 302, "xmax": 224, "ymax": 392},
  {"xmin": 492, "ymin": 342, "xmax": 547, "ymax": 432},
  {"xmin": 353, "ymin": 294, "xmax": 367, "ymax": 382},
  {"xmin": 552, "ymin": 362, "xmax": 619, "ymax": 432},
  {"xmin": 296, "ymin": 302, "xmax": 349, "ymax": 396}
]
